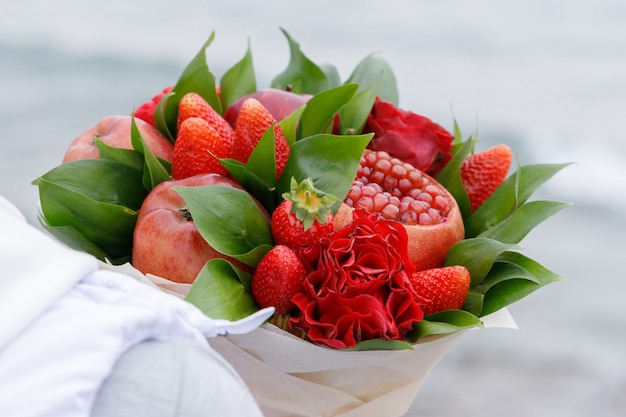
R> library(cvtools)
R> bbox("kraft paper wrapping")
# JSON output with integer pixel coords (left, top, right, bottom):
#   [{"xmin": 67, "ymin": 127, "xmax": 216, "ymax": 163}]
[{"xmin": 104, "ymin": 262, "xmax": 516, "ymax": 417}]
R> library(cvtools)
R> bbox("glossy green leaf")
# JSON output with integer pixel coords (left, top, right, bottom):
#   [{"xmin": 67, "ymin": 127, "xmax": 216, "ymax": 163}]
[
  {"xmin": 220, "ymin": 40, "xmax": 257, "ymax": 110},
  {"xmin": 348, "ymin": 339, "xmax": 415, "ymax": 351},
  {"xmin": 276, "ymin": 133, "xmax": 373, "ymax": 202},
  {"xmin": 220, "ymin": 157, "xmax": 278, "ymax": 214},
  {"xmin": 465, "ymin": 163, "xmax": 572, "ymax": 237},
  {"xmin": 345, "ymin": 51, "xmax": 399, "ymax": 105},
  {"xmin": 338, "ymin": 82, "xmax": 378, "ymax": 135},
  {"xmin": 299, "ymin": 84, "xmax": 358, "ymax": 138},
  {"xmin": 130, "ymin": 115, "xmax": 171, "ymax": 190},
  {"xmin": 94, "ymin": 138, "xmax": 144, "ymax": 171},
  {"xmin": 32, "ymin": 159, "xmax": 146, "ymax": 261},
  {"xmin": 153, "ymin": 90, "xmax": 177, "ymax": 142},
  {"xmin": 246, "ymin": 125, "xmax": 278, "ymax": 186},
  {"xmin": 173, "ymin": 185, "xmax": 273, "ymax": 267},
  {"xmin": 270, "ymin": 28, "xmax": 328, "ymax": 94},
  {"xmin": 445, "ymin": 237, "xmax": 520, "ymax": 286},
  {"xmin": 479, "ymin": 200, "xmax": 572, "ymax": 244},
  {"xmin": 406, "ymin": 310, "xmax": 483, "ymax": 342},
  {"xmin": 435, "ymin": 135, "xmax": 475, "ymax": 219},
  {"xmin": 278, "ymin": 106, "xmax": 306, "ymax": 145},
  {"xmin": 185, "ymin": 259, "xmax": 259, "ymax": 321},
  {"xmin": 162, "ymin": 32, "xmax": 220, "ymax": 136}
]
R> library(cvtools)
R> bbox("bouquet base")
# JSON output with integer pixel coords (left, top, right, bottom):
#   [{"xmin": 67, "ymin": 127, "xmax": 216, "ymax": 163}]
[{"xmin": 209, "ymin": 324, "xmax": 466, "ymax": 417}]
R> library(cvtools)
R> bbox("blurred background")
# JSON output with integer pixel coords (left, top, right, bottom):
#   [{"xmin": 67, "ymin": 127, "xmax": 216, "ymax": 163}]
[{"xmin": 1, "ymin": 0, "xmax": 625, "ymax": 415}]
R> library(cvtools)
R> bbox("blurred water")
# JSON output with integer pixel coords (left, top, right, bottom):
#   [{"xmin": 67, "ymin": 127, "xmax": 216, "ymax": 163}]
[{"xmin": 1, "ymin": 0, "xmax": 625, "ymax": 415}]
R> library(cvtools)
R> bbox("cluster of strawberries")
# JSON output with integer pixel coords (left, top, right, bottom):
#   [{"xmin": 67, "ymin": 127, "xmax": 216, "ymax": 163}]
[{"xmin": 169, "ymin": 91, "xmax": 513, "ymax": 323}]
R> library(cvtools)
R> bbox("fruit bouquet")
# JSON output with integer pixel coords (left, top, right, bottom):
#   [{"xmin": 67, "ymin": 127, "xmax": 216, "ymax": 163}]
[{"xmin": 33, "ymin": 29, "xmax": 571, "ymax": 416}]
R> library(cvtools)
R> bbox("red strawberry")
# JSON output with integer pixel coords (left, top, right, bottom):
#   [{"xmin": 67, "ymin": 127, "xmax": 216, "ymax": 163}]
[
  {"xmin": 271, "ymin": 178, "xmax": 339, "ymax": 248},
  {"xmin": 460, "ymin": 144, "xmax": 512, "ymax": 212},
  {"xmin": 176, "ymin": 92, "xmax": 235, "ymax": 147},
  {"xmin": 409, "ymin": 265, "xmax": 471, "ymax": 315},
  {"xmin": 171, "ymin": 117, "xmax": 231, "ymax": 179},
  {"xmin": 230, "ymin": 98, "xmax": 290, "ymax": 180},
  {"xmin": 251, "ymin": 245, "xmax": 307, "ymax": 315}
]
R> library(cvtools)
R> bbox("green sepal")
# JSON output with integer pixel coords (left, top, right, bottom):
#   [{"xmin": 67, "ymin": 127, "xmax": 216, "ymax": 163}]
[
  {"xmin": 282, "ymin": 177, "xmax": 339, "ymax": 230},
  {"xmin": 270, "ymin": 28, "xmax": 329, "ymax": 94},
  {"xmin": 406, "ymin": 310, "xmax": 483, "ymax": 342},
  {"xmin": 173, "ymin": 184, "xmax": 273, "ymax": 268},
  {"xmin": 185, "ymin": 258, "xmax": 259, "ymax": 321},
  {"xmin": 220, "ymin": 39, "xmax": 257, "ymax": 110}
]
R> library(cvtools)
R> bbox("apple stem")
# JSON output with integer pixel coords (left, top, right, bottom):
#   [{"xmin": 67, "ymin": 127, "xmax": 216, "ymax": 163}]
[{"xmin": 180, "ymin": 207, "xmax": 193, "ymax": 222}]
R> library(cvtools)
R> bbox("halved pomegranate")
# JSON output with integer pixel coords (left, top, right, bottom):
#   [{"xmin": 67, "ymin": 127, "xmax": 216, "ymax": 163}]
[{"xmin": 342, "ymin": 149, "xmax": 465, "ymax": 271}]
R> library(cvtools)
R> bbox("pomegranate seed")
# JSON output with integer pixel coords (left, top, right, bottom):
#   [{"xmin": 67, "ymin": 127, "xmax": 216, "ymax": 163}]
[{"xmin": 345, "ymin": 150, "xmax": 452, "ymax": 226}]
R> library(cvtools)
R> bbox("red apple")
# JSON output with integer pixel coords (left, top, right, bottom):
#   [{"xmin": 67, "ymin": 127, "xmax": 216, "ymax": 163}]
[
  {"xmin": 132, "ymin": 173, "xmax": 266, "ymax": 284},
  {"xmin": 62, "ymin": 115, "xmax": 174, "ymax": 163},
  {"xmin": 223, "ymin": 88, "xmax": 311, "ymax": 128}
]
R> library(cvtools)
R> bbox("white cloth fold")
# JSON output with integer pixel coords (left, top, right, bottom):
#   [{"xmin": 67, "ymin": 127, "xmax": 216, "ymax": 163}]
[{"xmin": 0, "ymin": 195, "xmax": 272, "ymax": 417}]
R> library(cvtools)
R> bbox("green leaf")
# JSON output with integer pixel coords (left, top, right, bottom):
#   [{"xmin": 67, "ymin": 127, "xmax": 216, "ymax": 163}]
[
  {"xmin": 221, "ymin": 157, "xmax": 278, "ymax": 214},
  {"xmin": 348, "ymin": 338, "xmax": 415, "ymax": 351},
  {"xmin": 162, "ymin": 32, "xmax": 220, "ymax": 136},
  {"xmin": 153, "ymin": 90, "xmax": 177, "ymax": 142},
  {"xmin": 246, "ymin": 125, "xmax": 278, "ymax": 186},
  {"xmin": 94, "ymin": 138, "xmax": 144, "ymax": 171},
  {"xmin": 465, "ymin": 163, "xmax": 572, "ymax": 237},
  {"xmin": 32, "ymin": 159, "xmax": 146, "ymax": 261},
  {"xmin": 435, "ymin": 135, "xmax": 475, "ymax": 219},
  {"xmin": 278, "ymin": 106, "xmax": 306, "ymax": 145},
  {"xmin": 299, "ymin": 84, "xmax": 358, "ymax": 138},
  {"xmin": 185, "ymin": 258, "xmax": 259, "ymax": 321},
  {"xmin": 338, "ymin": 82, "xmax": 378, "ymax": 135},
  {"xmin": 130, "ymin": 115, "xmax": 171, "ymax": 190},
  {"xmin": 406, "ymin": 310, "xmax": 483, "ymax": 342},
  {"xmin": 270, "ymin": 28, "xmax": 328, "ymax": 94},
  {"xmin": 478, "ymin": 200, "xmax": 572, "ymax": 244},
  {"xmin": 345, "ymin": 51, "xmax": 399, "ymax": 105},
  {"xmin": 276, "ymin": 133, "xmax": 372, "ymax": 202},
  {"xmin": 220, "ymin": 40, "xmax": 257, "ymax": 110},
  {"xmin": 445, "ymin": 237, "xmax": 521, "ymax": 286},
  {"xmin": 173, "ymin": 185, "xmax": 273, "ymax": 267}
]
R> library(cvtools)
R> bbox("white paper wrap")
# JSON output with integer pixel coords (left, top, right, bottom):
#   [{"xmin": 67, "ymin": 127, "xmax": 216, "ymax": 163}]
[{"xmin": 111, "ymin": 263, "xmax": 516, "ymax": 417}]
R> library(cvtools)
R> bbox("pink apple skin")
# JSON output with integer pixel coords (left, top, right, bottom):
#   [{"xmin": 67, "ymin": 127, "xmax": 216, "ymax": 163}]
[
  {"xmin": 223, "ymin": 88, "xmax": 311, "ymax": 128},
  {"xmin": 132, "ymin": 173, "xmax": 260, "ymax": 284},
  {"xmin": 62, "ymin": 115, "xmax": 174, "ymax": 163}
]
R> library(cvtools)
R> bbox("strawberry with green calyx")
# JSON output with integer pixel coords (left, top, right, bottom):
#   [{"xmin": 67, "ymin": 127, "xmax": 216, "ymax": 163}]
[
  {"xmin": 409, "ymin": 265, "xmax": 471, "ymax": 315},
  {"xmin": 271, "ymin": 177, "xmax": 340, "ymax": 248},
  {"xmin": 460, "ymin": 144, "xmax": 513, "ymax": 212},
  {"xmin": 251, "ymin": 244, "xmax": 307, "ymax": 315}
]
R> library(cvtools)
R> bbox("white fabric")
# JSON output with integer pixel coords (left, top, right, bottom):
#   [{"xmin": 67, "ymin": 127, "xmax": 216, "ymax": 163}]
[{"xmin": 0, "ymin": 196, "xmax": 273, "ymax": 417}]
